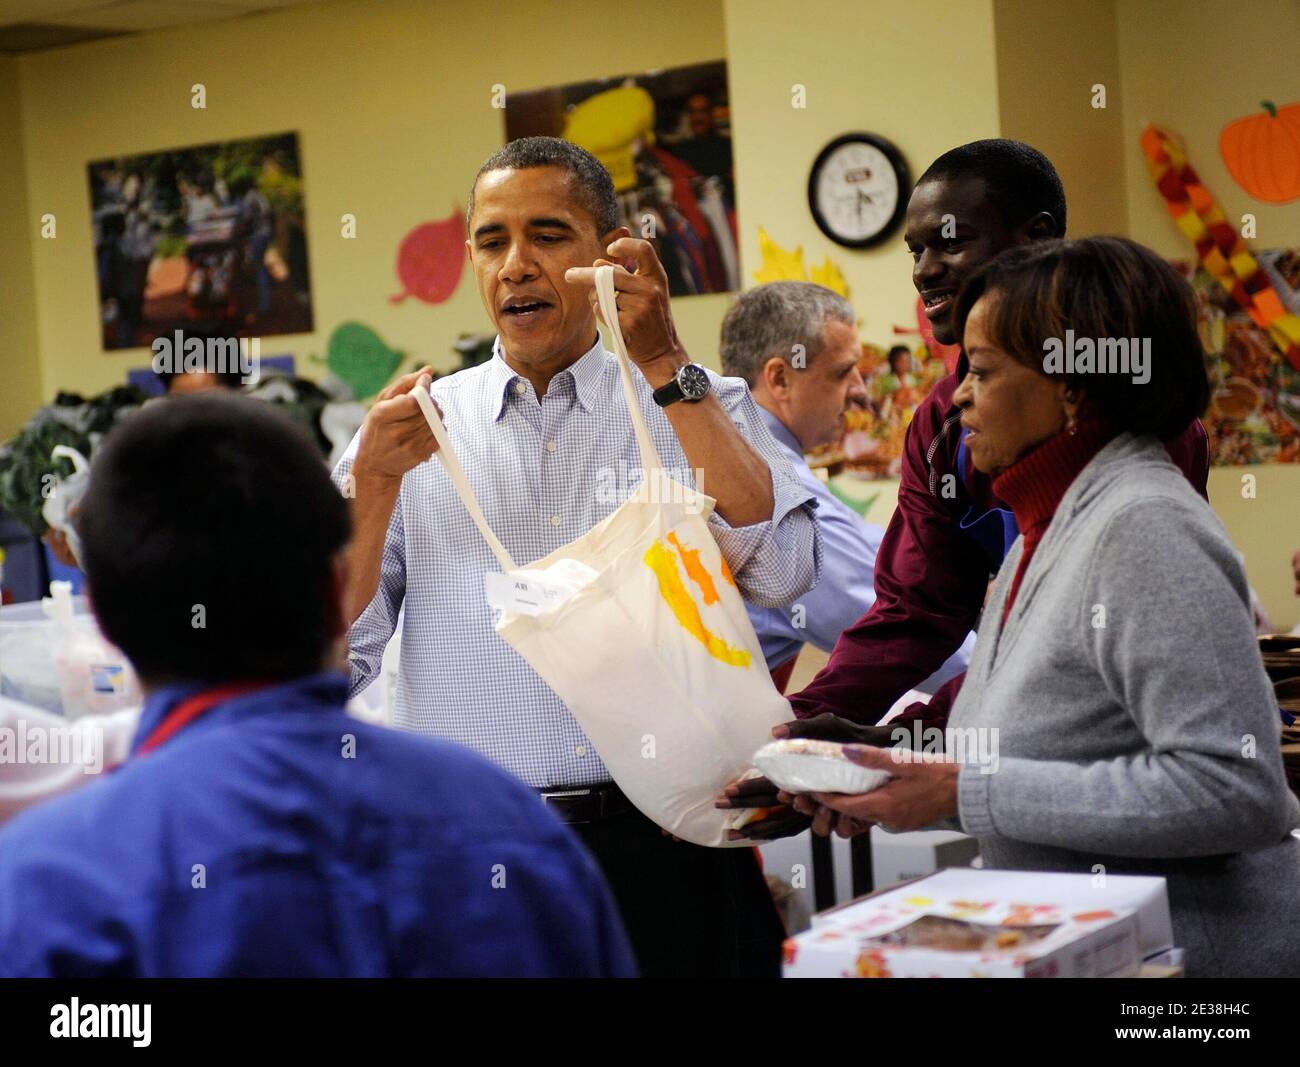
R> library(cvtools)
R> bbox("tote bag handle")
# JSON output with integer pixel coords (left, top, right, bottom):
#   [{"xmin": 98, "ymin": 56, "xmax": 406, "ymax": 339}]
[
  {"xmin": 411, "ymin": 264, "xmax": 666, "ymax": 571},
  {"xmin": 593, "ymin": 264, "xmax": 666, "ymax": 476},
  {"xmin": 411, "ymin": 386, "xmax": 517, "ymax": 572}
]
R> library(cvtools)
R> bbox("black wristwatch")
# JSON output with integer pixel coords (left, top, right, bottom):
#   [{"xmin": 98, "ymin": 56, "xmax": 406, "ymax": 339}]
[{"xmin": 652, "ymin": 362, "xmax": 711, "ymax": 407}]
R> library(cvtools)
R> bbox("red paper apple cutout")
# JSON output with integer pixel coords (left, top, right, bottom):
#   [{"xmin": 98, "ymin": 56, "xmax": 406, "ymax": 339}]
[{"xmin": 390, "ymin": 208, "xmax": 466, "ymax": 305}]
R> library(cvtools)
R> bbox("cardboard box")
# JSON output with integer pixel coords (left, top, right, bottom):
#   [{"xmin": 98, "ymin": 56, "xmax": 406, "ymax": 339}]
[
  {"xmin": 870, "ymin": 826, "xmax": 980, "ymax": 889},
  {"xmin": 787, "ymin": 868, "xmax": 1173, "ymax": 978}
]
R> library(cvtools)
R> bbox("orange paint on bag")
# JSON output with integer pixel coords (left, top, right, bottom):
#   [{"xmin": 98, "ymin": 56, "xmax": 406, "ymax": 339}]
[
  {"xmin": 668, "ymin": 530, "xmax": 720, "ymax": 605},
  {"xmin": 644, "ymin": 539, "xmax": 751, "ymax": 668},
  {"xmin": 719, "ymin": 555, "xmax": 737, "ymax": 588}
]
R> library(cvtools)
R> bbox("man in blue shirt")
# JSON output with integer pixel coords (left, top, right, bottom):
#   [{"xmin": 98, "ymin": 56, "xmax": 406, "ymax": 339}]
[
  {"xmin": 719, "ymin": 281, "xmax": 973, "ymax": 689},
  {"xmin": 336, "ymin": 138, "xmax": 818, "ymax": 977},
  {"xmin": 0, "ymin": 395, "xmax": 635, "ymax": 977}
]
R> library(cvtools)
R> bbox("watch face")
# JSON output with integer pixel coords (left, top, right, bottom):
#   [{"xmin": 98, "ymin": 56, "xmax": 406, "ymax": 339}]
[
  {"xmin": 678, "ymin": 363, "xmax": 711, "ymax": 400},
  {"xmin": 809, "ymin": 134, "xmax": 910, "ymax": 249}
]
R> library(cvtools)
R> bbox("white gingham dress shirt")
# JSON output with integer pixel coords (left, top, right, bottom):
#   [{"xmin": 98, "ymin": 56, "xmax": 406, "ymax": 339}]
[{"xmin": 333, "ymin": 334, "xmax": 821, "ymax": 790}]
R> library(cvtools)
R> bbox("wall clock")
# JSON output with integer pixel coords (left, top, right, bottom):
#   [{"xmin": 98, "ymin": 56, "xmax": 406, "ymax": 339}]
[{"xmin": 808, "ymin": 133, "xmax": 910, "ymax": 249}]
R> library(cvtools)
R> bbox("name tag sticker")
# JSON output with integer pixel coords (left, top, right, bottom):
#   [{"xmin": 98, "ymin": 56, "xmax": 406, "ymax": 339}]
[
  {"xmin": 484, "ymin": 571, "xmax": 573, "ymax": 616},
  {"xmin": 485, "ymin": 559, "xmax": 600, "ymax": 616}
]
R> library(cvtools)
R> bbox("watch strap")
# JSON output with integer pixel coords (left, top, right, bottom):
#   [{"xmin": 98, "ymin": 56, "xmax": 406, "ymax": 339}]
[{"xmin": 652, "ymin": 376, "xmax": 686, "ymax": 407}]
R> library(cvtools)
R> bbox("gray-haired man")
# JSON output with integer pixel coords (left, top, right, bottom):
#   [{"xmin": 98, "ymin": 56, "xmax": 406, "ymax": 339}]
[{"xmin": 720, "ymin": 283, "xmax": 971, "ymax": 806}]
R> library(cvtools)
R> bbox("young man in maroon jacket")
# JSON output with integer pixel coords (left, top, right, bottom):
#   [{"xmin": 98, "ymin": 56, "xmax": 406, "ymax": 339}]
[{"xmin": 722, "ymin": 140, "xmax": 1209, "ymax": 839}]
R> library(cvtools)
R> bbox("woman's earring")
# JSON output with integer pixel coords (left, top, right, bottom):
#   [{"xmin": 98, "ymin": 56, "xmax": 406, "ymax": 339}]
[{"xmin": 1067, "ymin": 411, "xmax": 1078, "ymax": 436}]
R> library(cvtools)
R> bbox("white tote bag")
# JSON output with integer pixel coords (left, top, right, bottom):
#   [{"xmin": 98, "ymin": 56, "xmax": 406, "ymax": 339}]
[{"xmin": 412, "ymin": 266, "xmax": 791, "ymax": 846}]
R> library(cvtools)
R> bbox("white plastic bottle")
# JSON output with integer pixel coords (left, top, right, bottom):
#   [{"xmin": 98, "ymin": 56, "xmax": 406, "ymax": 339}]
[{"xmin": 44, "ymin": 581, "xmax": 141, "ymax": 719}]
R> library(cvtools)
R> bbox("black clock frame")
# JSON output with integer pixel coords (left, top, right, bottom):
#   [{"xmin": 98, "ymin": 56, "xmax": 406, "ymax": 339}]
[{"xmin": 807, "ymin": 132, "xmax": 911, "ymax": 250}]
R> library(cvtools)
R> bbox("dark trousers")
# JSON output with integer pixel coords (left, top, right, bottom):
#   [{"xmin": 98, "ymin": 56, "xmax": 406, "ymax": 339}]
[{"xmin": 572, "ymin": 808, "xmax": 786, "ymax": 978}]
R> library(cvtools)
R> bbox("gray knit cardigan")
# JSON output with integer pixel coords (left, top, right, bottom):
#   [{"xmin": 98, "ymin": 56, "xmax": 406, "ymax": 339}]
[{"xmin": 948, "ymin": 432, "xmax": 1300, "ymax": 977}]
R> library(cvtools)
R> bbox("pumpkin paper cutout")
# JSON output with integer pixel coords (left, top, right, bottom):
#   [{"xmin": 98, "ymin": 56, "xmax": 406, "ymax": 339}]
[
  {"xmin": 1220, "ymin": 101, "xmax": 1300, "ymax": 205},
  {"xmin": 323, "ymin": 322, "xmax": 403, "ymax": 400},
  {"xmin": 390, "ymin": 209, "xmax": 466, "ymax": 305}
]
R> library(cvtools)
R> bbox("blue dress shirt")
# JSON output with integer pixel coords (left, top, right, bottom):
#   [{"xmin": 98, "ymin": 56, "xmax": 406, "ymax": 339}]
[
  {"xmin": 0, "ymin": 672, "xmax": 636, "ymax": 977},
  {"xmin": 334, "ymin": 335, "xmax": 820, "ymax": 789}
]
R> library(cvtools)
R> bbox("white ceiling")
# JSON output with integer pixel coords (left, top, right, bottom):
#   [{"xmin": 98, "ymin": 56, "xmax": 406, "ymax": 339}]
[{"xmin": 0, "ymin": 1, "xmax": 329, "ymax": 51}]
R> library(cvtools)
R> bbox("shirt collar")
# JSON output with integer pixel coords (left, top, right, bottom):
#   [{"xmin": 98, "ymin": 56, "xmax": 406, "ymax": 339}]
[
  {"xmin": 489, "ymin": 333, "xmax": 609, "ymax": 420},
  {"xmin": 755, "ymin": 403, "xmax": 804, "ymax": 458}
]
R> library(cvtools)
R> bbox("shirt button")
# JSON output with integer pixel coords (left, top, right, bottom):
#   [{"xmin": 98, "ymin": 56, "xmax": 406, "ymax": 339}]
[
  {"xmin": 549, "ymin": 514, "xmax": 561, "ymax": 527},
  {"xmin": 545, "ymin": 440, "xmax": 558, "ymax": 454},
  {"xmin": 513, "ymin": 381, "xmax": 527, "ymax": 395},
  {"xmin": 576, "ymin": 745, "xmax": 587, "ymax": 757}
]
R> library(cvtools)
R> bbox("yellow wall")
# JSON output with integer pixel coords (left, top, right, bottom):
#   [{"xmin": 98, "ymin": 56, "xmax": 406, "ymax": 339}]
[
  {"xmin": 5, "ymin": 0, "xmax": 1298, "ymax": 624},
  {"xmin": 11, "ymin": 0, "xmax": 1005, "ymax": 404},
  {"xmin": 725, "ymin": 0, "xmax": 1001, "ymax": 342},
  {"xmin": 13, "ymin": 0, "xmax": 728, "ymax": 403},
  {"xmin": 1116, "ymin": 0, "xmax": 1300, "ymax": 258},
  {"xmin": 1115, "ymin": 0, "xmax": 1300, "ymax": 630},
  {"xmin": 993, "ymin": 0, "xmax": 1129, "ymax": 238},
  {"xmin": 1208, "ymin": 466, "xmax": 1300, "ymax": 631},
  {"xmin": 0, "ymin": 56, "xmax": 43, "ymax": 441}
]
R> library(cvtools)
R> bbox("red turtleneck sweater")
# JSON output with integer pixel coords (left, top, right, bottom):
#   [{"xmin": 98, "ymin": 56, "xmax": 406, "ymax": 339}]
[{"xmin": 991, "ymin": 418, "xmax": 1119, "ymax": 622}]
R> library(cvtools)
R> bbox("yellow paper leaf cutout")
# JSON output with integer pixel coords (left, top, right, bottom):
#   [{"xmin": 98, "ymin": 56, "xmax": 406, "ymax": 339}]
[
  {"xmin": 753, "ymin": 226, "xmax": 806, "ymax": 285},
  {"xmin": 644, "ymin": 539, "xmax": 751, "ymax": 668},
  {"xmin": 809, "ymin": 256, "xmax": 850, "ymax": 299}
]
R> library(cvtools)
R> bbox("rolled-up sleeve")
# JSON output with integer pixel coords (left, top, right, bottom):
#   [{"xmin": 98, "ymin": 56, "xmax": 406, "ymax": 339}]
[
  {"xmin": 332, "ymin": 439, "xmax": 407, "ymax": 698},
  {"xmin": 706, "ymin": 382, "xmax": 821, "ymax": 609}
]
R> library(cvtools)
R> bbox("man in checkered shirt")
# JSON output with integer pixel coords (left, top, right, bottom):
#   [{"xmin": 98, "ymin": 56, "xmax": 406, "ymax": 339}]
[{"xmin": 333, "ymin": 137, "xmax": 821, "ymax": 978}]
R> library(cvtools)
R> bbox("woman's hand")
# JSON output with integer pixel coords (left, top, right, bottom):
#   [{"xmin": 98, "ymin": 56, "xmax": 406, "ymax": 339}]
[
  {"xmin": 791, "ymin": 744, "xmax": 962, "ymax": 835},
  {"xmin": 717, "ymin": 715, "xmax": 901, "ymax": 840}
]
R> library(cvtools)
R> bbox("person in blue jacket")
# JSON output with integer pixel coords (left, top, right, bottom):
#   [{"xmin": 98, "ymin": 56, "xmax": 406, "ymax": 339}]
[{"xmin": 0, "ymin": 394, "xmax": 636, "ymax": 978}]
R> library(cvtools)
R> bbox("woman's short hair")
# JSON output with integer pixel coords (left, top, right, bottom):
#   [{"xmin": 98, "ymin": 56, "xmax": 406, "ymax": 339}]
[{"xmin": 952, "ymin": 236, "xmax": 1210, "ymax": 440}]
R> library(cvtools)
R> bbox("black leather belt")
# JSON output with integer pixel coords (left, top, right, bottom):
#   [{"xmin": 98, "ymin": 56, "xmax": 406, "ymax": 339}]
[{"xmin": 538, "ymin": 782, "xmax": 635, "ymax": 824}]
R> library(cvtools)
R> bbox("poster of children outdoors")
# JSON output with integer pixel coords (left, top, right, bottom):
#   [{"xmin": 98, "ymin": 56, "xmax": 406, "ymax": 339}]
[
  {"xmin": 88, "ymin": 131, "xmax": 313, "ymax": 350},
  {"xmin": 505, "ymin": 60, "xmax": 738, "ymax": 297},
  {"xmin": 805, "ymin": 339, "xmax": 951, "ymax": 480}
]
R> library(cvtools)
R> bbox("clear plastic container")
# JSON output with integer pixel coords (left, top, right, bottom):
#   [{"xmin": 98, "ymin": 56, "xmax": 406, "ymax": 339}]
[{"xmin": 0, "ymin": 583, "xmax": 139, "ymax": 718}]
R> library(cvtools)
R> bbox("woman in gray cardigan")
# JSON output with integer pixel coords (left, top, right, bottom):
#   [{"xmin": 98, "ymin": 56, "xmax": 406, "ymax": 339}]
[{"xmin": 800, "ymin": 237, "xmax": 1300, "ymax": 977}]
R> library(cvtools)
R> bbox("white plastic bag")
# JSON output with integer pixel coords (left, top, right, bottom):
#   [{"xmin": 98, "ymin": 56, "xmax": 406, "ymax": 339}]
[
  {"xmin": 413, "ymin": 265, "xmax": 790, "ymax": 846},
  {"xmin": 41, "ymin": 444, "xmax": 91, "ymax": 568}
]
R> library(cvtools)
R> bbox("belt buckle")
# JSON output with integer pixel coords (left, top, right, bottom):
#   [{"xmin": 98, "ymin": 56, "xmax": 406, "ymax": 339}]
[
  {"xmin": 539, "ymin": 787, "xmax": 597, "ymax": 826},
  {"xmin": 540, "ymin": 788, "xmax": 592, "ymax": 801}
]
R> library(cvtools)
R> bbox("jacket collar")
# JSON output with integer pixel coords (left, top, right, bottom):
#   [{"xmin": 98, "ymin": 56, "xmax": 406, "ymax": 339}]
[{"xmin": 130, "ymin": 670, "xmax": 350, "ymax": 757}]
